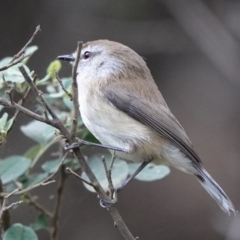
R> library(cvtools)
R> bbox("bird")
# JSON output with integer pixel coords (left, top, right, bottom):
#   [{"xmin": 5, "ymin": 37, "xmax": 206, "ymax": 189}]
[{"xmin": 58, "ymin": 39, "xmax": 235, "ymax": 215}]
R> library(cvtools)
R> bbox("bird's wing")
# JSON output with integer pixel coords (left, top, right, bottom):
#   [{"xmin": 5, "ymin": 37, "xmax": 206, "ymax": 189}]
[{"xmin": 102, "ymin": 87, "xmax": 202, "ymax": 165}]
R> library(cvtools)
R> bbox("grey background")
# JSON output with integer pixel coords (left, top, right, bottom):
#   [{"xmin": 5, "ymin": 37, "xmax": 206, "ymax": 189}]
[{"xmin": 0, "ymin": 0, "xmax": 240, "ymax": 239}]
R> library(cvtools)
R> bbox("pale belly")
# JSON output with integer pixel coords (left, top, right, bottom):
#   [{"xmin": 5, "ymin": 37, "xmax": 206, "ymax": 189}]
[
  {"xmin": 79, "ymin": 92, "xmax": 196, "ymax": 173},
  {"xmin": 80, "ymin": 94, "xmax": 163, "ymax": 163}
]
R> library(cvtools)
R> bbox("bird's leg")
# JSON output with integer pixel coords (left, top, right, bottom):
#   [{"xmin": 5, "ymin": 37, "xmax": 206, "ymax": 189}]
[
  {"xmin": 102, "ymin": 160, "xmax": 151, "ymax": 206},
  {"xmin": 65, "ymin": 139, "xmax": 126, "ymax": 153},
  {"xmin": 117, "ymin": 160, "xmax": 151, "ymax": 193}
]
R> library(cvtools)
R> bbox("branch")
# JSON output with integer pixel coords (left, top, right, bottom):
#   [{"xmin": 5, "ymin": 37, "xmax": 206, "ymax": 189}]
[
  {"xmin": 54, "ymin": 70, "xmax": 72, "ymax": 100},
  {"xmin": 10, "ymin": 25, "xmax": 41, "ymax": 64},
  {"xmin": 102, "ymin": 155, "xmax": 116, "ymax": 199},
  {"xmin": 70, "ymin": 41, "xmax": 82, "ymax": 140},
  {"xmin": 51, "ymin": 165, "xmax": 67, "ymax": 240},
  {"xmin": 0, "ymin": 98, "xmax": 57, "ymax": 128},
  {"xmin": 0, "ymin": 53, "xmax": 33, "ymax": 72},
  {"xmin": 24, "ymin": 194, "xmax": 53, "ymax": 219}
]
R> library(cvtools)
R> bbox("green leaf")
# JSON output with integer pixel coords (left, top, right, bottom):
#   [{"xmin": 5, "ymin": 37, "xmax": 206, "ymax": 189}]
[
  {"xmin": 0, "ymin": 156, "xmax": 31, "ymax": 184},
  {"xmin": 41, "ymin": 159, "xmax": 61, "ymax": 174},
  {"xmin": 0, "ymin": 57, "xmax": 12, "ymax": 68},
  {"xmin": 0, "ymin": 113, "xmax": 14, "ymax": 144},
  {"xmin": 128, "ymin": 163, "xmax": 170, "ymax": 182},
  {"xmin": 61, "ymin": 77, "xmax": 72, "ymax": 89},
  {"xmin": 0, "ymin": 113, "xmax": 8, "ymax": 128},
  {"xmin": 36, "ymin": 73, "xmax": 50, "ymax": 85},
  {"xmin": 30, "ymin": 214, "xmax": 49, "ymax": 231},
  {"xmin": 3, "ymin": 223, "xmax": 38, "ymax": 240},
  {"xmin": 20, "ymin": 120, "xmax": 55, "ymax": 144},
  {"xmin": 81, "ymin": 154, "xmax": 128, "ymax": 192},
  {"xmin": 21, "ymin": 172, "xmax": 49, "ymax": 189},
  {"xmin": 47, "ymin": 60, "xmax": 62, "ymax": 78},
  {"xmin": 63, "ymin": 97, "xmax": 73, "ymax": 110},
  {"xmin": 4, "ymin": 117, "xmax": 14, "ymax": 131},
  {"xmin": 24, "ymin": 144, "xmax": 43, "ymax": 160},
  {"xmin": 0, "ymin": 64, "xmax": 31, "ymax": 84},
  {"xmin": 41, "ymin": 158, "xmax": 76, "ymax": 174}
]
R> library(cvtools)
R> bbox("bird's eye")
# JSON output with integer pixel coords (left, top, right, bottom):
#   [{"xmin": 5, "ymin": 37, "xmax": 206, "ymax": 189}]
[{"xmin": 83, "ymin": 51, "xmax": 91, "ymax": 60}]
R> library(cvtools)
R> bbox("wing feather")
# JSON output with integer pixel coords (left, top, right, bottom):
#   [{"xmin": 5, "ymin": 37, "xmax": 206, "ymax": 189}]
[{"xmin": 103, "ymin": 88, "xmax": 202, "ymax": 165}]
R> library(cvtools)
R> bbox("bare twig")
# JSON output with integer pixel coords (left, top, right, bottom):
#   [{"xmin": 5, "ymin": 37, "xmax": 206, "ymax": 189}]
[
  {"xmin": 24, "ymin": 194, "xmax": 53, "ymax": 219},
  {"xmin": 54, "ymin": 70, "xmax": 72, "ymax": 100},
  {"xmin": 66, "ymin": 167, "xmax": 95, "ymax": 187},
  {"xmin": 51, "ymin": 165, "xmax": 67, "ymax": 240},
  {"xmin": 0, "ymin": 98, "xmax": 56, "ymax": 128},
  {"xmin": 5, "ymin": 88, "xmax": 14, "ymax": 105},
  {"xmin": 0, "ymin": 53, "xmax": 33, "ymax": 72},
  {"xmin": 2, "ymin": 201, "xmax": 23, "ymax": 212},
  {"xmin": 0, "ymin": 179, "xmax": 10, "ymax": 233},
  {"xmin": 10, "ymin": 25, "xmax": 41, "ymax": 64},
  {"xmin": 102, "ymin": 156, "xmax": 115, "ymax": 199},
  {"xmin": 70, "ymin": 41, "xmax": 82, "ymax": 140}
]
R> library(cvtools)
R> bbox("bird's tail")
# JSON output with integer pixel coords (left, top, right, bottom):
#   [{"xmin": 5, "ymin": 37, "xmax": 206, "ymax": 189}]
[{"xmin": 195, "ymin": 167, "xmax": 236, "ymax": 215}]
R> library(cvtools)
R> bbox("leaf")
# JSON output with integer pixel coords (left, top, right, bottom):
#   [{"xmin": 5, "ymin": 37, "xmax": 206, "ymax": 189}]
[
  {"xmin": 30, "ymin": 214, "xmax": 49, "ymax": 231},
  {"xmin": 36, "ymin": 73, "xmax": 50, "ymax": 85},
  {"xmin": 3, "ymin": 223, "xmax": 38, "ymax": 240},
  {"xmin": 0, "ymin": 64, "xmax": 31, "ymax": 84},
  {"xmin": 41, "ymin": 159, "xmax": 61, "ymax": 174},
  {"xmin": 41, "ymin": 158, "xmax": 76, "ymax": 174},
  {"xmin": 20, "ymin": 120, "xmax": 55, "ymax": 144},
  {"xmin": 0, "ymin": 113, "xmax": 14, "ymax": 144},
  {"xmin": 47, "ymin": 60, "xmax": 62, "ymax": 78},
  {"xmin": 63, "ymin": 97, "xmax": 73, "ymax": 110},
  {"xmin": 0, "ymin": 57, "xmax": 12, "ymax": 68},
  {"xmin": 24, "ymin": 144, "xmax": 43, "ymax": 160},
  {"xmin": 0, "ymin": 156, "xmax": 31, "ymax": 184},
  {"xmin": 128, "ymin": 163, "xmax": 170, "ymax": 182},
  {"xmin": 0, "ymin": 113, "xmax": 8, "ymax": 129},
  {"xmin": 81, "ymin": 154, "xmax": 129, "ymax": 192},
  {"xmin": 4, "ymin": 117, "xmax": 14, "ymax": 131},
  {"xmin": 21, "ymin": 172, "xmax": 49, "ymax": 189}
]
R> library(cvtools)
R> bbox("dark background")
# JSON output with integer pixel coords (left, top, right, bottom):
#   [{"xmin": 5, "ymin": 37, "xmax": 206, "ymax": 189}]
[{"xmin": 0, "ymin": 0, "xmax": 240, "ymax": 239}]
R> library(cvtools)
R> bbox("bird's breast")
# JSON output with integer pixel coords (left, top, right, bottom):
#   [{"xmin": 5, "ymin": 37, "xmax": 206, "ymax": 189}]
[{"xmin": 78, "ymin": 87, "xmax": 162, "ymax": 162}]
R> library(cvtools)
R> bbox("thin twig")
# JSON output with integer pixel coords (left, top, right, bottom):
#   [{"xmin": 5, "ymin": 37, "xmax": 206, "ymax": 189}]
[
  {"xmin": 0, "ymin": 53, "xmax": 33, "ymax": 72},
  {"xmin": 24, "ymin": 194, "xmax": 53, "ymax": 219},
  {"xmin": 5, "ymin": 88, "xmax": 14, "ymax": 105},
  {"xmin": 54, "ymin": 70, "xmax": 72, "ymax": 100},
  {"xmin": 2, "ymin": 201, "xmax": 23, "ymax": 212},
  {"xmin": 66, "ymin": 167, "xmax": 95, "ymax": 187},
  {"xmin": 102, "ymin": 156, "xmax": 115, "ymax": 199},
  {"xmin": 9, "ymin": 25, "xmax": 41, "ymax": 64},
  {"xmin": 70, "ymin": 41, "xmax": 82, "ymax": 140},
  {"xmin": 51, "ymin": 165, "xmax": 67, "ymax": 240},
  {"xmin": 0, "ymin": 98, "xmax": 56, "ymax": 128}
]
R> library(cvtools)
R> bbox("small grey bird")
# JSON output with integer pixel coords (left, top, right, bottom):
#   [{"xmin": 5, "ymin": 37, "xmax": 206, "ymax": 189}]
[{"xmin": 58, "ymin": 40, "xmax": 235, "ymax": 215}]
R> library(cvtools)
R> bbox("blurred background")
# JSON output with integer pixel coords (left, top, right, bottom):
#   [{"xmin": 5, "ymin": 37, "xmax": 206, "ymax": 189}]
[{"xmin": 0, "ymin": 0, "xmax": 240, "ymax": 239}]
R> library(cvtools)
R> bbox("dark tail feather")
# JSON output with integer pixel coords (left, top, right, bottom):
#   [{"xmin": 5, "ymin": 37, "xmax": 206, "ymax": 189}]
[{"xmin": 195, "ymin": 168, "xmax": 236, "ymax": 215}]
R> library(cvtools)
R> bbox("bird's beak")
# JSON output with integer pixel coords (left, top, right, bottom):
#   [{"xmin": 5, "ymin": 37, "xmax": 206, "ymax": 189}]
[{"xmin": 57, "ymin": 55, "xmax": 75, "ymax": 63}]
